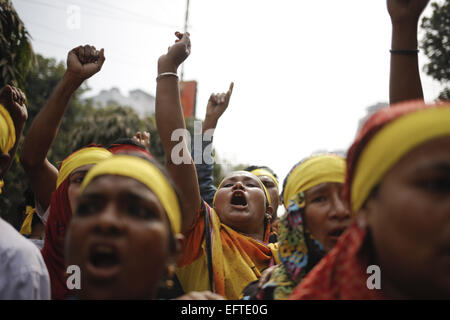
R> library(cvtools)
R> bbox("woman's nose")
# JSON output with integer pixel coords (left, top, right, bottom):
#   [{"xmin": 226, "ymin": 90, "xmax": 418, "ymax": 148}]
[
  {"xmin": 329, "ymin": 193, "xmax": 350, "ymax": 220},
  {"xmin": 93, "ymin": 204, "xmax": 124, "ymax": 236},
  {"xmin": 231, "ymin": 181, "xmax": 245, "ymax": 190}
]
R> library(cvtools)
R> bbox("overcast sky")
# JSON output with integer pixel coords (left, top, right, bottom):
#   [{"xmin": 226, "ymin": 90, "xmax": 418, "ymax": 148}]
[{"xmin": 12, "ymin": 0, "xmax": 446, "ymax": 196}]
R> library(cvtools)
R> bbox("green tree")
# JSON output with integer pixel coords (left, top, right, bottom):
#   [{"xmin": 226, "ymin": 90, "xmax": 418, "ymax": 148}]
[
  {"xmin": 0, "ymin": 0, "xmax": 34, "ymax": 89},
  {"xmin": 23, "ymin": 54, "xmax": 90, "ymax": 163},
  {"xmin": 420, "ymin": 0, "xmax": 450, "ymax": 100}
]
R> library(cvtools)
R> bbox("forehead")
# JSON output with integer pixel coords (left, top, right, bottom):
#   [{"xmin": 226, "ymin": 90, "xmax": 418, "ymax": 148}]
[
  {"xmin": 222, "ymin": 171, "xmax": 261, "ymax": 184},
  {"xmin": 305, "ymin": 182, "xmax": 342, "ymax": 195},
  {"xmin": 82, "ymin": 174, "xmax": 154, "ymax": 197}
]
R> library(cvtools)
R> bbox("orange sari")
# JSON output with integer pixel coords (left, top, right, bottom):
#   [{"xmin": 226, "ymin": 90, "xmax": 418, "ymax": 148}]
[{"xmin": 176, "ymin": 202, "xmax": 279, "ymax": 299}]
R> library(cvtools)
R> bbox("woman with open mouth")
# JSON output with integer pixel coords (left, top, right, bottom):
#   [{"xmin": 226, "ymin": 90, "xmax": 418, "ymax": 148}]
[
  {"xmin": 156, "ymin": 32, "xmax": 279, "ymax": 300},
  {"xmin": 65, "ymin": 154, "xmax": 186, "ymax": 299},
  {"xmin": 243, "ymin": 154, "xmax": 353, "ymax": 300}
]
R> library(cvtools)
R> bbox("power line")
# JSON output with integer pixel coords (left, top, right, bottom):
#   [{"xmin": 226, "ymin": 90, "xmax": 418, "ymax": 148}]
[
  {"xmin": 14, "ymin": 0, "xmax": 180, "ymax": 29},
  {"xmin": 89, "ymin": 0, "xmax": 178, "ymax": 29},
  {"xmin": 26, "ymin": 19, "xmax": 75, "ymax": 39},
  {"xmin": 33, "ymin": 38, "xmax": 155, "ymax": 70}
]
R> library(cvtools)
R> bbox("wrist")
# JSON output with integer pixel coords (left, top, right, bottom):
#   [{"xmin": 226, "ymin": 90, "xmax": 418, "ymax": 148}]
[
  {"xmin": 391, "ymin": 16, "xmax": 420, "ymax": 29},
  {"xmin": 391, "ymin": 21, "xmax": 418, "ymax": 50},
  {"xmin": 62, "ymin": 72, "xmax": 84, "ymax": 90},
  {"xmin": 202, "ymin": 117, "xmax": 218, "ymax": 132}
]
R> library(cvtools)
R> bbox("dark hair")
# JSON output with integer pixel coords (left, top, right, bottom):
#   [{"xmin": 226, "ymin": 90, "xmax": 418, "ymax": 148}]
[
  {"xmin": 107, "ymin": 138, "xmax": 146, "ymax": 150},
  {"xmin": 244, "ymin": 165, "xmax": 279, "ymax": 181}
]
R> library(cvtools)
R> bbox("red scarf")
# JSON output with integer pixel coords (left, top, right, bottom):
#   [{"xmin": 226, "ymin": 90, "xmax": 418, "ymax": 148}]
[
  {"xmin": 289, "ymin": 224, "xmax": 385, "ymax": 300},
  {"xmin": 41, "ymin": 179, "xmax": 72, "ymax": 300},
  {"xmin": 108, "ymin": 144, "xmax": 152, "ymax": 158}
]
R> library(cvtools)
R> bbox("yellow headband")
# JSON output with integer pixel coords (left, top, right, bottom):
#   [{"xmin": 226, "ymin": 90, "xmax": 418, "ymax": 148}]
[
  {"xmin": 79, "ymin": 155, "xmax": 182, "ymax": 235},
  {"xmin": 0, "ymin": 104, "xmax": 16, "ymax": 154},
  {"xmin": 250, "ymin": 168, "xmax": 279, "ymax": 190},
  {"xmin": 352, "ymin": 106, "xmax": 450, "ymax": 213},
  {"xmin": 212, "ymin": 172, "xmax": 272, "ymax": 208},
  {"xmin": 20, "ymin": 206, "xmax": 36, "ymax": 236},
  {"xmin": 57, "ymin": 147, "xmax": 112, "ymax": 188},
  {"xmin": 283, "ymin": 155, "xmax": 346, "ymax": 209}
]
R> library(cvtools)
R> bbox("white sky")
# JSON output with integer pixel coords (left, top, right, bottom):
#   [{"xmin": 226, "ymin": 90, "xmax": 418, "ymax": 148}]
[{"xmin": 12, "ymin": 0, "xmax": 446, "ymax": 190}]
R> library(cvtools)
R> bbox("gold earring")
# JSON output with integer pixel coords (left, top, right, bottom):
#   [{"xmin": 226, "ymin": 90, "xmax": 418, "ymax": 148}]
[{"xmin": 166, "ymin": 265, "xmax": 175, "ymax": 289}]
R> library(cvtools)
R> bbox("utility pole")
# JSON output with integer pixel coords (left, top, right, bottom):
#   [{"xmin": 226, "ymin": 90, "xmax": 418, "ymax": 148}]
[{"xmin": 180, "ymin": 0, "xmax": 190, "ymax": 81}]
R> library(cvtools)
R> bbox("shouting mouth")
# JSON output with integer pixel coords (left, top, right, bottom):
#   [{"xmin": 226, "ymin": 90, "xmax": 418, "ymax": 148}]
[
  {"xmin": 86, "ymin": 243, "xmax": 121, "ymax": 282},
  {"xmin": 328, "ymin": 227, "xmax": 347, "ymax": 240},
  {"xmin": 230, "ymin": 190, "xmax": 248, "ymax": 210}
]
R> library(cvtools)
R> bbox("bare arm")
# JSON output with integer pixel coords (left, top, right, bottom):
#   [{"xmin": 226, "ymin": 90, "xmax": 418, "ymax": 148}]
[
  {"xmin": 155, "ymin": 32, "xmax": 201, "ymax": 232},
  {"xmin": 388, "ymin": 0, "xmax": 429, "ymax": 105},
  {"xmin": 20, "ymin": 45, "xmax": 105, "ymax": 210}
]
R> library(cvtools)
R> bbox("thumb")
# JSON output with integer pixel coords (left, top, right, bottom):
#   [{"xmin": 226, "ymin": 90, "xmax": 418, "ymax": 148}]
[{"xmin": 97, "ymin": 48, "xmax": 106, "ymax": 69}]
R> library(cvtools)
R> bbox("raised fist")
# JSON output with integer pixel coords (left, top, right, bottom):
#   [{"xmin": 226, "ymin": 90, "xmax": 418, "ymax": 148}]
[
  {"xmin": 0, "ymin": 85, "xmax": 27, "ymax": 129},
  {"xmin": 66, "ymin": 45, "xmax": 105, "ymax": 81},
  {"xmin": 387, "ymin": 0, "xmax": 430, "ymax": 24},
  {"xmin": 158, "ymin": 32, "xmax": 191, "ymax": 73}
]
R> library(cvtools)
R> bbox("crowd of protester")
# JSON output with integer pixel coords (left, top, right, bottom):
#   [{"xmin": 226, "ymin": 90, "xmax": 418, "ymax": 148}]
[{"xmin": 1, "ymin": 0, "xmax": 449, "ymax": 300}]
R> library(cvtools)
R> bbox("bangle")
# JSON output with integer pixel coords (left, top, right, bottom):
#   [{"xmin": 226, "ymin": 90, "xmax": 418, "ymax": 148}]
[
  {"xmin": 156, "ymin": 72, "xmax": 179, "ymax": 81},
  {"xmin": 390, "ymin": 49, "xmax": 419, "ymax": 55}
]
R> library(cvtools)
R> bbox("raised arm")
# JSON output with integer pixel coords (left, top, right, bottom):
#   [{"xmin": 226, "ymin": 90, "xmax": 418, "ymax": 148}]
[
  {"xmin": 20, "ymin": 45, "xmax": 105, "ymax": 210},
  {"xmin": 155, "ymin": 32, "xmax": 201, "ymax": 232},
  {"xmin": 388, "ymin": 0, "xmax": 429, "ymax": 105},
  {"xmin": 195, "ymin": 83, "xmax": 234, "ymax": 206}
]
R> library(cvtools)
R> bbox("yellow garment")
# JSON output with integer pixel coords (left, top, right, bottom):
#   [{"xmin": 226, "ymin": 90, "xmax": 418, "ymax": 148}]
[
  {"xmin": 80, "ymin": 155, "xmax": 182, "ymax": 235},
  {"xmin": 212, "ymin": 172, "xmax": 272, "ymax": 207},
  {"xmin": 0, "ymin": 103, "xmax": 16, "ymax": 154},
  {"xmin": 20, "ymin": 206, "xmax": 36, "ymax": 235},
  {"xmin": 56, "ymin": 147, "xmax": 112, "ymax": 188},
  {"xmin": 352, "ymin": 106, "xmax": 450, "ymax": 213},
  {"xmin": 283, "ymin": 154, "xmax": 346, "ymax": 208},
  {"xmin": 250, "ymin": 168, "xmax": 279, "ymax": 189},
  {"xmin": 176, "ymin": 202, "xmax": 279, "ymax": 299}
]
